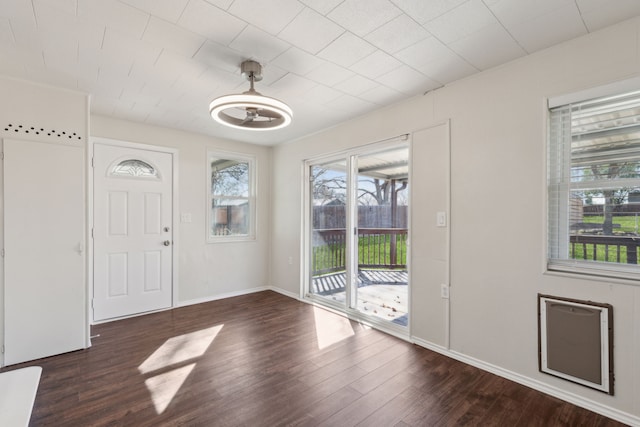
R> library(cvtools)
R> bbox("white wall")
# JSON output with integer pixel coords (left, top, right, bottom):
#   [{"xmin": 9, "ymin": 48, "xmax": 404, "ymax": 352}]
[
  {"xmin": 91, "ymin": 116, "xmax": 271, "ymax": 305},
  {"xmin": 270, "ymin": 17, "xmax": 640, "ymax": 423}
]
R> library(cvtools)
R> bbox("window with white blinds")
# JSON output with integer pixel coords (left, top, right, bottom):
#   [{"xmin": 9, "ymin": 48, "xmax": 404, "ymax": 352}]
[{"xmin": 548, "ymin": 89, "xmax": 640, "ymax": 280}]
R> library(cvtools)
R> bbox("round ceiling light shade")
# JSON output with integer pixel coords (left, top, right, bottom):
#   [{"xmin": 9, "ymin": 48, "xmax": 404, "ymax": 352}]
[
  {"xmin": 209, "ymin": 60, "xmax": 293, "ymax": 131},
  {"xmin": 209, "ymin": 92, "xmax": 293, "ymax": 131}
]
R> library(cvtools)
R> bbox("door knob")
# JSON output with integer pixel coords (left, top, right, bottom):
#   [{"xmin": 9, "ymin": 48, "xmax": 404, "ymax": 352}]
[{"xmin": 163, "ymin": 240, "xmax": 171, "ymax": 246}]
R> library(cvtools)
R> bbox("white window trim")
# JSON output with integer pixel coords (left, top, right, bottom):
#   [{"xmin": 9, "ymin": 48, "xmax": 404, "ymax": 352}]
[
  {"xmin": 548, "ymin": 75, "xmax": 640, "ymax": 108},
  {"xmin": 547, "ymin": 77, "xmax": 640, "ymax": 282},
  {"xmin": 206, "ymin": 150, "xmax": 257, "ymax": 243}
]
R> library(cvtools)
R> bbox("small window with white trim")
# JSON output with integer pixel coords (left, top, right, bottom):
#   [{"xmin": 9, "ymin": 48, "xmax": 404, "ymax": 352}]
[
  {"xmin": 548, "ymin": 87, "xmax": 640, "ymax": 280},
  {"xmin": 207, "ymin": 151, "xmax": 256, "ymax": 242}
]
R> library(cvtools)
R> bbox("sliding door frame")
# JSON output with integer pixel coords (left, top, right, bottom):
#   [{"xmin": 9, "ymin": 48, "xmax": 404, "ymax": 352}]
[{"xmin": 302, "ymin": 135, "xmax": 411, "ymax": 339}]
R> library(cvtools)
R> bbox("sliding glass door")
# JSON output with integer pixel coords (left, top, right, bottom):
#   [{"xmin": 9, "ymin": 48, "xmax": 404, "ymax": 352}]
[
  {"xmin": 355, "ymin": 147, "xmax": 409, "ymax": 326},
  {"xmin": 307, "ymin": 141, "xmax": 409, "ymax": 330},
  {"xmin": 309, "ymin": 159, "xmax": 349, "ymax": 308}
]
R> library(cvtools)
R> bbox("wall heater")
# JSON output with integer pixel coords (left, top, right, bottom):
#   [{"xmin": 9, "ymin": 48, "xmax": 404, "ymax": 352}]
[{"xmin": 538, "ymin": 294, "xmax": 614, "ymax": 395}]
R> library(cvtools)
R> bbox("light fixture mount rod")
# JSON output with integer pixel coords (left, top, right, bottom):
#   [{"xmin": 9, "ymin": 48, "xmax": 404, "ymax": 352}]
[{"xmin": 241, "ymin": 60, "xmax": 263, "ymax": 82}]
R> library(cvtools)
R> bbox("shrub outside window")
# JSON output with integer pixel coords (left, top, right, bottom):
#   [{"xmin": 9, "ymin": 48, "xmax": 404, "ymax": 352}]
[
  {"xmin": 208, "ymin": 152, "xmax": 256, "ymax": 242},
  {"xmin": 548, "ymin": 89, "xmax": 640, "ymax": 280}
]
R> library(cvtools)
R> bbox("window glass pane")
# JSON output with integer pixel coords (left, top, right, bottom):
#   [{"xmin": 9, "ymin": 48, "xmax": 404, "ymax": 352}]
[
  {"xmin": 310, "ymin": 160, "xmax": 348, "ymax": 282},
  {"xmin": 356, "ymin": 147, "xmax": 409, "ymax": 326},
  {"xmin": 208, "ymin": 152, "xmax": 254, "ymax": 241},
  {"xmin": 570, "ymin": 187, "xmax": 640, "ymax": 234},
  {"xmin": 211, "ymin": 158, "xmax": 249, "ymax": 197},
  {"xmin": 211, "ymin": 198, "xmax": 249, "ymax": 236},
  {"xmin": 111, "ymin": 159, "xmax": 157, "ymax": 178}
]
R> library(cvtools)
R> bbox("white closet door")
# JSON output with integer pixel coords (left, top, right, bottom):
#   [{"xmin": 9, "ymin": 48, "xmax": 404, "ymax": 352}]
[{"xmin": 4, "ymin": 139, "xmax": 86, "ymax": 365}]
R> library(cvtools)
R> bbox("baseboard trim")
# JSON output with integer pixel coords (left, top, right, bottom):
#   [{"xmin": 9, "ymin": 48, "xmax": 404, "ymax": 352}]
[
  {"xmin": 177, "ymin": 286, "xmax": 270, "ymax": 307},
  {"xmin": 411, "ymin": 337, "xmax": 640, "ymax": 427},
  {"xmin": 410, "ymin": 337, "xmax": 449, "ymax": 354},
  {"xmin": 177, "ymin": 286, "xmax": 300, "ymax": 308},
  {"xmin": 267, "ymin": 286, "xmax": 301, "ymax": 301}
]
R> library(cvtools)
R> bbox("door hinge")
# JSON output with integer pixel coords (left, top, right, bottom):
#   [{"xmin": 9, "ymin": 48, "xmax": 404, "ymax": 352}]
[
  {"xmin": 1, "ymin": 248, "xmax": 4, "ymax": 257},
  {"xmin": 1, "ymin": 345, "xmax": 4, "ymax": 354},
  {"xmin": 91, "ymin": 157, "xmax": 94, "ymax": 167},
  {"xmin": 1, "ymin": 152, "xmax": 4, "ymax": 160},
  {"xmin": 91, "ymin": 228, "xmax": 94, "ymax": 238}
]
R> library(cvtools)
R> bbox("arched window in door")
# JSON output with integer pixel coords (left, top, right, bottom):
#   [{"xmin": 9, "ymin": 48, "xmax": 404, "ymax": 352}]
[{"xmin": 110, "ymin": 159, "xmax": 158, "ymax": 178}]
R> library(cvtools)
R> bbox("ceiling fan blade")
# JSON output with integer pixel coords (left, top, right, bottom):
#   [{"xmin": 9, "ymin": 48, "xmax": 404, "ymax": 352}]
[
  {"xmin": 240, "ymin": 114, "xmax": 254, "ymax": 125},
  {"xmin": 256, "ymin": 108, "xmax": 281, "ymax": 119}
]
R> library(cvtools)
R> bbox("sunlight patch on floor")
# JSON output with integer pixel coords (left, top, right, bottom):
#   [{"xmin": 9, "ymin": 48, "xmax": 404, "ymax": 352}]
[
  {"xmin": 139, "ymin": 325, "xmax": 222, "ymax": 374},
  {"xmin": 139, "ymin": 325, "xmax": 223, "ymax": 414},
  {"xmin": 145, "ymin": 363, "xmax": 196, "ymax": 414},
  {"xmin": 313, "ymin": 306, "xmax": 354, "ymax": 350}
]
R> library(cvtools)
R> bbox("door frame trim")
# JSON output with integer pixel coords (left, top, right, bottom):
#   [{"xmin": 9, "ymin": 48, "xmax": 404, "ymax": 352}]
[{"xmin": 89, "ymin": 137, "xmax": 179, "ymax": 324}]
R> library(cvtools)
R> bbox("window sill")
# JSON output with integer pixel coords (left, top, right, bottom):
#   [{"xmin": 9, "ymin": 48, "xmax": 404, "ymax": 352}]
[
  {"xmin": 545, "ymin": 264, "xmax": 640, "ymax": 287},
  {"xmin": 207, "ymin": 235, "xmax": 256, "ymax": 244}
]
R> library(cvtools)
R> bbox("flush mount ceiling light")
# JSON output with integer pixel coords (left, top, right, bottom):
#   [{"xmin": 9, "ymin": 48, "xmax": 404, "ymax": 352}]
[{"xmin": 209, "ymin": 60, "xmax": 293, "ymax": 131}]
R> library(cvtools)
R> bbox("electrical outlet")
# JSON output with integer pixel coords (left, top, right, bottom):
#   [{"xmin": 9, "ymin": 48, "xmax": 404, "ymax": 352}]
[
  {"xmin": 441, "ymin": 284, "xmax": 450, "ymax": 299},
  {"xmin": 436, "ymin": 211, "xmax": 447, "ymax": 227}
]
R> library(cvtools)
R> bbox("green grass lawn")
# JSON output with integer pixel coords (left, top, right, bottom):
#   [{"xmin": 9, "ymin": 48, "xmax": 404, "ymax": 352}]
[
  {"xmin": 575, "ymin": 215, "xmax": 640, "ymax": 263},
  {"xmin": 571, "ymin": 243, "xmax": 631, "ymax": 263},
  {"xmin": 358, "ymin": 234, "xmax": 407, "ymax": 266},
  {"xmin": 583, "ymin": 214, "xmax": 640, "ymax": 233},
  {"xmin": 312, "ymin": 234, "xmax": 407, "ymax": 273},
  {"xmin": 312, "ymin": 216, "xmax": 640, "ymax": 269}
]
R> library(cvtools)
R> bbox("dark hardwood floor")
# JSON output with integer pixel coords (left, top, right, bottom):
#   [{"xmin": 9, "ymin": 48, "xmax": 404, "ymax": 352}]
[{"xmin": 4, "ymin": 291, "xmax": 628, "ymax": 426}]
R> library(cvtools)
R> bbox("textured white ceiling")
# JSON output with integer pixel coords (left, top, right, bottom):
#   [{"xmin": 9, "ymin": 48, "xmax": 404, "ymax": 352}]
[{"xmin": 0, "ymin": 0, "xmax": 639, "ymax": 145}]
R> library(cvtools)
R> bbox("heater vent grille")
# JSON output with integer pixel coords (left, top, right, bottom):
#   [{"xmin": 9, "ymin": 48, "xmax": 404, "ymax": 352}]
[
  {"xmin": 3, "ymin": 123, "xmax": 82, "ymax": 141},
  {"xmin": 538, "ymin": 294, "xmax": 613, "ymax": 394}
]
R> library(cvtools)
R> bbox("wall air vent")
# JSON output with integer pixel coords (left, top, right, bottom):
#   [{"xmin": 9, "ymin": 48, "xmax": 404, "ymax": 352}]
[
  {"xmin": 3, "ymin": 123, "xmax": 82, "ymax": 141},
  {"xmin": 538, "ymin": 294, "xmax": 613, "ymax": 394}
]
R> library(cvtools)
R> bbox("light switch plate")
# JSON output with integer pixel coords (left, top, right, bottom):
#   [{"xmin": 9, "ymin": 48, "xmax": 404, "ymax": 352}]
[{"xmin": 441, "ymin": 284, "xmax": 449, "ymax": 299}]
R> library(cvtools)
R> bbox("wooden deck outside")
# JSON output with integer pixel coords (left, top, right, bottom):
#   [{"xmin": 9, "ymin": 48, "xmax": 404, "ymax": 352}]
[
  {"xmin": 312, "ymin": 269, "xmax": 408, "ymax": 295},
  {"xmin": 312, "ymin": 270, "xmax": 408, "ymax": 326}
]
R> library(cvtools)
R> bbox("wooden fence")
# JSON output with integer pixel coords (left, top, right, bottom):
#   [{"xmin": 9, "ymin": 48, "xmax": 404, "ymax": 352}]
[{"xmin": 313, "ymin": 205, "xmax": 408, "ymax": 229}]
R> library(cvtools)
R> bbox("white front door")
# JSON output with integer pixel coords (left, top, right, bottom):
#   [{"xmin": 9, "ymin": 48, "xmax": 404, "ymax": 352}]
[{"xmin": 93, "ymin": 143, "xmax": 173, "ymax": 321}]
